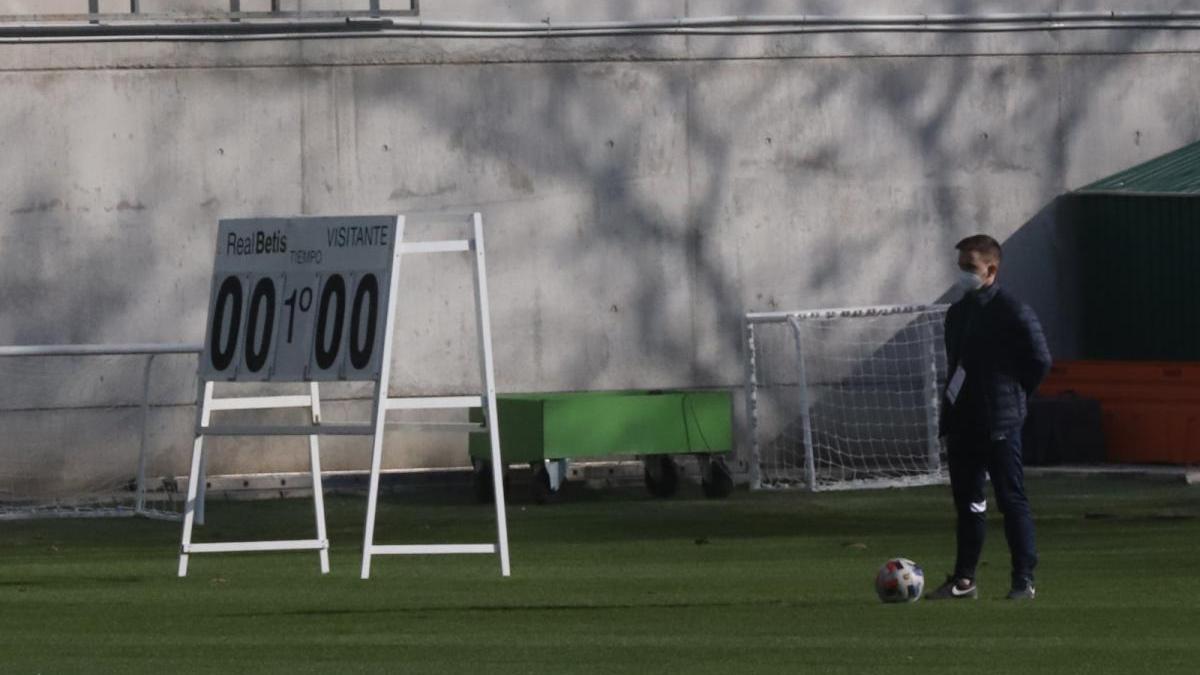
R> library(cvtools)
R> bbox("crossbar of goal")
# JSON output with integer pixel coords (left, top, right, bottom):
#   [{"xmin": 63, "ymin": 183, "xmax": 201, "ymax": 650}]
[
  {"xmin": 0, "ymin": 343, "xmax": 202, "ymax": 358},
  {"xmin": 746, "ymin": 304, "xmax": 948, "ymax": 323}
]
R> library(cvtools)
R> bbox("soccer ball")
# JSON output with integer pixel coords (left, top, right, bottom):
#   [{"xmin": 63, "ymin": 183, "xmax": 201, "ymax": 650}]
[{"xmin": 875, "ymin": 558, "xmax": 924, "ymax": 603}]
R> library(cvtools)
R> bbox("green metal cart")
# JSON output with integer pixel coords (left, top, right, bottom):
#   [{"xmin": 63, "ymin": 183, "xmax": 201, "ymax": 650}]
[{"xmin": 468, "ymin": 390, "xmax": 734, "ymax": 502}]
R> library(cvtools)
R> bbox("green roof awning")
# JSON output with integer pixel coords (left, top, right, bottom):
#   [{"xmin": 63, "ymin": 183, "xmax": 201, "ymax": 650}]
[{"xmin": 1077, "ymin": 139, "xmax": 1200, "ymax": 195}]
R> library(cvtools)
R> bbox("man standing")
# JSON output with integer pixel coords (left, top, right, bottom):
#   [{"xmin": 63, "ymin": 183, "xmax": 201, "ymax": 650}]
[{"xmin": 927, "ymin": 235, "xmax": 1052, "ymax": 601}]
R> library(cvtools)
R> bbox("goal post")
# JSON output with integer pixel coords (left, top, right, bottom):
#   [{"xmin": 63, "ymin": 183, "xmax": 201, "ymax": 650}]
[
  {"xmin": 0, "ymin": 343, "xmax": 197, "ymax": 521},
  {"xmin": 744, "ymin": 304, "xmax": 950, "ymax": 491}
]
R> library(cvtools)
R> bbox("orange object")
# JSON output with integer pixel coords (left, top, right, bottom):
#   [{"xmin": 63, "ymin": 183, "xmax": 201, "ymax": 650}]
[{"xmin": 1038, "ymin": 361, "xmax": 1200, "ymax": 464}]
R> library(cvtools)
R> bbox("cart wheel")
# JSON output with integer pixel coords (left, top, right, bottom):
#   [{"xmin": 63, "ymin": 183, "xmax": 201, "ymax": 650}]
[
  {"xmin": 532, "ymin": 464, "xmax": 559, "ymax": 505},
  {"xmin": 472, "ymin": 459, "xmax": 509, "ymax": 504},
  {"xmin": 644, "ymin": 456, "xmax": 680, "ymax": 498},
  {"xmin": 701, "ymin": 457, "xmax": 735, "ymax": 499}
]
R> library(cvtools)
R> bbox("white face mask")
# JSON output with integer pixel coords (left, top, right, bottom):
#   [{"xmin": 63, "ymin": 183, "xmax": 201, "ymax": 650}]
[{"xmin": 957, "ymin": 269, "xmax": 985, "ymax": 294}]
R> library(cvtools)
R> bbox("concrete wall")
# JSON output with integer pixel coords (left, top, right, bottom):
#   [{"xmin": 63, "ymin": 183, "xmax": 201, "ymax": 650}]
[{"xmin": 2, "ymin": 1, "xmax": 1199, "ymax": 481}]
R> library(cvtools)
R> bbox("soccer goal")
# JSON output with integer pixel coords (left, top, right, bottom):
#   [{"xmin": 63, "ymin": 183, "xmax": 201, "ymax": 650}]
[
  {"xmin": 744, "ymin": 304, "xmax": 950, "ymax": 491},
  {"xmin": 0, "ymin": 343, "xmax": 196, "ymax": 520}
]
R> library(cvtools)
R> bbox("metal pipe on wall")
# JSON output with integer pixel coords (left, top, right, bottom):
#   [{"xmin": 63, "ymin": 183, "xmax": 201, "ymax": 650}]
[{"xmin": 1, "ymin": 11, "xmax": 1200, "ymax": 43}]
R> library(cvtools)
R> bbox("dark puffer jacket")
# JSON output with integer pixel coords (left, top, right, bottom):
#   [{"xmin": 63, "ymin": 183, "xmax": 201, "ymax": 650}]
[{"xmin": 940, "ymin": 283, "xmax": 1052, "ymax": 440}]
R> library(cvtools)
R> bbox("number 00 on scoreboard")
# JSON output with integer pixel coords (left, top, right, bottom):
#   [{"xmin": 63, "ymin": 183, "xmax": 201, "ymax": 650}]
[{"xmin": 200, "ymin": 216, "xmax": 399, "ymax": 382}]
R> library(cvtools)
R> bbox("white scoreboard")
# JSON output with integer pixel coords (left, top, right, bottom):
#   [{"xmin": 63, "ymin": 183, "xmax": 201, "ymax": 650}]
[{"xmin": 200, "ymin": 216, "xmax": 399, "ymax": 382}]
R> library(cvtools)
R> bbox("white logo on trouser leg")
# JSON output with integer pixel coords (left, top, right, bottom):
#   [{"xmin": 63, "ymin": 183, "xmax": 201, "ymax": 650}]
[{"xmin": 970, "ymin": 500, "xmax": 987, "ymax": 513}]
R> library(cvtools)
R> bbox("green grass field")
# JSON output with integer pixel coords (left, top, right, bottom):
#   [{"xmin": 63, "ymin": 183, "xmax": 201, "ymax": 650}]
[{"xmin": 2, "ymin": 475, "xmax": 1198, "ymax": 674}]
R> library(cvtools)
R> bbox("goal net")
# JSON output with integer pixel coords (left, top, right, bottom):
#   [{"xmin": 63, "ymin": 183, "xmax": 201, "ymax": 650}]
[
  {"xmin": 0, "ymin": 346, "xmax": 195, "ymax": 520},
  {"xmin": 744, "ymin": 304, "xmax": 949, "ymax": 491}
]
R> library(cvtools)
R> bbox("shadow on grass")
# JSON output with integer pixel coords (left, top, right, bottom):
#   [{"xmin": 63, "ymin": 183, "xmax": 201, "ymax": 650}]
[{"xmin": 219, "ymin": 597, "xmax": 797, "ymax": 619}]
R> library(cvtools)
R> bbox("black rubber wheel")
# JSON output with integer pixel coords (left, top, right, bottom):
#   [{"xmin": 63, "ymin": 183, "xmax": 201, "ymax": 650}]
[
  {"xmin": 472, "ymin": 460, "xmax": 509, "ymax": 504},
  {"xmin": 701, "ymin": 457, "xmax": 735, "ymax": 499},
  {"xmin": 532, "ymin": 464, "xmax": 558, "ymax": 505},
  {"xmin": 644, "ymin": 456, "xmax": 680, "ymax": 498},
  {"xmin": 530, "ymin": 466, "xmax": 549, "ymax": 502}
]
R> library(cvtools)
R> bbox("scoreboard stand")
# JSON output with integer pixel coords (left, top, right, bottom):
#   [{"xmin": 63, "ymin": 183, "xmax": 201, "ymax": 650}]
[{"xmin": 178, "ymin": 213, "xmax": 511, "ymax": 579}]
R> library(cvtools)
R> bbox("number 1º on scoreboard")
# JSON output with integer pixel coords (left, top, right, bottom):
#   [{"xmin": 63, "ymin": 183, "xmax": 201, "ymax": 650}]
[{"xmin": 282, "ymin": 286, "xmax": 313, "ymax": 344}]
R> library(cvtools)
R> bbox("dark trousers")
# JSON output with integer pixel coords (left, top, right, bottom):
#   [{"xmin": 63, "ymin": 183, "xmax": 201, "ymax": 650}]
[{"xmin": 948, "ymin": 434, "xmax": 1038, "ymax": 585}]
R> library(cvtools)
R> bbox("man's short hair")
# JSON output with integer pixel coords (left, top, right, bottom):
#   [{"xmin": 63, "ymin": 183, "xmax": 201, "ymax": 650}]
[{"xmin": 955, "ymin": 234, "xmax": 1002, "ymax": 262}]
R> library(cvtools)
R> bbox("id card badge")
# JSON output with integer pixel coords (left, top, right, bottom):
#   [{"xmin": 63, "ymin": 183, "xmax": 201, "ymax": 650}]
[{"xmin": 946, "ymin": 366, "xmax": 966, "ymax": 405}]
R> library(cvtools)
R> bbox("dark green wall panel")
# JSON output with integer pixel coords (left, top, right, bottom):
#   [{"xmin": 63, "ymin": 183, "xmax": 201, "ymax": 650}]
[{"xmin": 1072, "ymin": 195, "xmax": 1200, "ymax": 360}]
